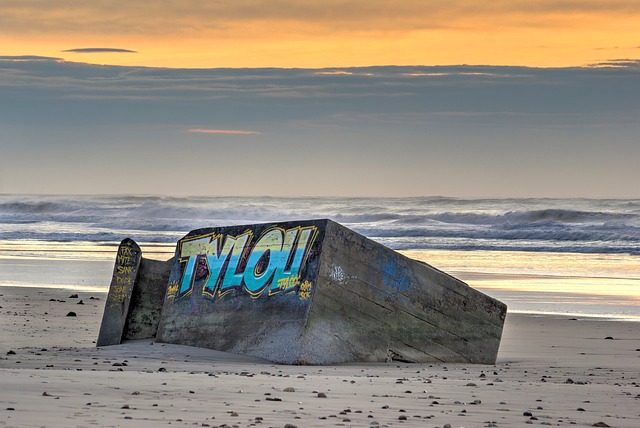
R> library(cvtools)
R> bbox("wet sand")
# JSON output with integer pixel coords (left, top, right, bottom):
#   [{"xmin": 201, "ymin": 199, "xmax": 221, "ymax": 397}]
[{"xmin": 1, "ymin": 285, "xmax": 639, "ymax": 428}]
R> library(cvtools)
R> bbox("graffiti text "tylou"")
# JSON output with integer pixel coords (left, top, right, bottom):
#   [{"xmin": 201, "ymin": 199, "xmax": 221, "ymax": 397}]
[{"xmin": 173, "ymin": 226, "xmax": 317, "ymax": 300}]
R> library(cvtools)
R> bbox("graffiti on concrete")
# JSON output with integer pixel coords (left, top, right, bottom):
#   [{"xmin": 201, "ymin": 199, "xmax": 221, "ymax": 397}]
[
  {"xmin": 167, "ymin": 225, "xmax": 318, "ymax": 301},
  {"xmin": 109, "ymin": 240, "xmax": 140, "ymax": 310}
]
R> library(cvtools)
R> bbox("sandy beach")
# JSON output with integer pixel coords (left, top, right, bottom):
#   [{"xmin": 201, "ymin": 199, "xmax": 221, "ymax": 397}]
[{"xmin": 0, "ymin": 285, "xmax": 638, "ymax": 428}]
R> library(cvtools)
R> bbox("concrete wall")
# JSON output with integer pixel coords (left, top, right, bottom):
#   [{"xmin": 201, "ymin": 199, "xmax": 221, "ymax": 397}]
[
  {"xmin": 97, "ymin": 238, "xmax": 143, "ymax": 346},
  {"xmin": 97, "ymin": 239, "xmax": 172, "ymax": 346},
  {"xmin": 123, "ymin": 257, "xmax": 173, "ymax": 341},
  {"xmin": 100, "ymin": 220, "xmax": 507, "ymax": 365},
  {"xmin": 155, "ymin": 220, "xmax": 326, "ymax": 363},
  {"xmin": 301, "ymin": 220, "xmax": 506, "ymax": 364}
]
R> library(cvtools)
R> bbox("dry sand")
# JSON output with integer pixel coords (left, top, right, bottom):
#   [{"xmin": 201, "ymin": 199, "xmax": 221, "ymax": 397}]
[{"xmin": 1, "ymin": 285, "xmax": 639, "ymax": 428}]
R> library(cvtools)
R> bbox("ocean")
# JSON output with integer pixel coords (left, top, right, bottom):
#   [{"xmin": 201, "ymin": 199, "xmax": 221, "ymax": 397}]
[{"xmin": 1, "ymin": 194, "xmax": 639, "ymax": 320}]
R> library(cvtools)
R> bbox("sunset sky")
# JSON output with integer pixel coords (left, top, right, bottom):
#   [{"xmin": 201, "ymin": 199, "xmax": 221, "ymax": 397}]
[
  {"xmin": 2, "ymin": 1, "xmax": 640, "ymax": 68},
  {"xmin": 1, "ymin": 1, "xmax": 639, "ymax": 197}
]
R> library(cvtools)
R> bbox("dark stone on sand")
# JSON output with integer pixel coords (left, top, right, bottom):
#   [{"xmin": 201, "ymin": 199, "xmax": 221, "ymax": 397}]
[
  {"xmin": 69, "ymin": 294, "xmax": 79, "ymax": 298},
  {"xmin": 592, "ymin": 423, "xmax": 611, "ymax": 427},
  {"xmin": 565, "ymin": 378, "xmax": 574, "ymax": 384},
  {"xmin": 66, "ymin": 311, "xmax": 77, "ymax": 317},
  {"xmin": 523, "ymin": 411, "xmax": 533, "ymax": 416},
  {"xmin": 317, "ymin": 392, "xmax": 327, "ymax": 398},
  {"xmin": 604, "ymin": 336, "xmax": 614, "ymax": 340},
  {"xmin": 77, "ymin": 300, "xmax": 84, "ymax": 305},
  {"xmin": 6, "ymin": 350, "xmax": 15, "ymax": 355}
]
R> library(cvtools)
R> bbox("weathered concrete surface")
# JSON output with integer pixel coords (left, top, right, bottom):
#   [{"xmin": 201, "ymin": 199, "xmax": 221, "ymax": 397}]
[
  {"xmin": 301, "ymin": 220, "xmax": 506, "ymax": 364},
  {"xmin": 96, "ymin": 238, "xmax": 142, "ymax": 346},
  {"xmin": 123, "ymin": 257, "xmax": 173, "ymax": 341},
  {"xmin": 155, "ymin": 220, "xmax": 324, "ymax": 363},
  {"xmin": 97, "ymin": 240, "xmax": 172, "ymax": 346},
  {"xmin": 154, "ymin": 219, "xmax": 507, "ymax": 364}
]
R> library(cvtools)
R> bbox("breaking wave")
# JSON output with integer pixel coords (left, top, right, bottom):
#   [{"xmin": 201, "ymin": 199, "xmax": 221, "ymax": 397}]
[{"xmin": 1, "ymin": 195, "xmax": 639, "ymax": 254}]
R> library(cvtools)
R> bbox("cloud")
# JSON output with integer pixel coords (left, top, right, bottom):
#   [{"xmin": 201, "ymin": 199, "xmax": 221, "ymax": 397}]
[
  {"xmin": 1, "ymin": 61, "xmax": 639, "ymax": 197},
  {"xmin": 63, "ymin": 48, "xmax": 137, "ymax": 54},
  {"xmin": 2, "ymin": 1, "xmax": 640, "ymax": 37},
  {"xmin": 586, "ymin": 59, "xmax": 640, "ymax": 68},
  {"xmin": 0, "ymin": 55, "xmax": 62, "ymax": 62},
  {"xmin": 187, "ymin": 129, "xmax": 262, "ymax": 135}
]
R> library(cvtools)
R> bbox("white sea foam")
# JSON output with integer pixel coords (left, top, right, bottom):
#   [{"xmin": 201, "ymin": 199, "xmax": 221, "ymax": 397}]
[
  {"xmin": 1, "ymin": 195, "xmax": 639, "ymax": 254},
  {"xmin": 2, "ymin": 195, "xmax": 639, "ymax": 320}
]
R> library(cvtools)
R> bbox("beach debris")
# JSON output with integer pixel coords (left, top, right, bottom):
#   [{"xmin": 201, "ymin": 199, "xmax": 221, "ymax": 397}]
[
  {"xmin": 265, "ymin": 396, "xmax": 282, "ymax": 402},
  {"xmin": 66, "ymin": 311, "xmax": 77, "ymax": 317},
  {"xmin": 283, "ymin": 387, "xmax": 296, "ymax": 392},
  {"xmin": 592, "ymin": 423, "xmax": 611, "ymax": 427}
]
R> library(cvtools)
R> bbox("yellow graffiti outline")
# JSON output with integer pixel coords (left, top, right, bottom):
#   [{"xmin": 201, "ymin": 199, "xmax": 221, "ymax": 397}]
[
  {"xmin": 177, "ymin": 231, "xmax": 224, "ymax": 300},
  {"xmin": 243, "ymin": 226, "xmax": 287, "ymax": 299},
  {"xmin": 267, "ymin": 225, "xmax": 318, "ymax": 297},
  {"xmin": 213, "ymin": 229, "xmax": 254, "ymax": 299},
  {"xmin": 166, "ymin": 280, "xmax": 180, "ymax": 300},
  {"xmin": 174, "ymin": 224, "xmax": 319, "ymax": 301}
]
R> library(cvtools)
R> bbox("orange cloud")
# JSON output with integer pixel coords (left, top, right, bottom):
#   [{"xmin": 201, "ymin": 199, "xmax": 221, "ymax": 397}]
[
  {"xmin": 187, "ymin": 128, "xmax": 261, "ymax": 135},
  {"xmin": 2, "ymin": 1, "xmax": 639, "ymax": 68}
]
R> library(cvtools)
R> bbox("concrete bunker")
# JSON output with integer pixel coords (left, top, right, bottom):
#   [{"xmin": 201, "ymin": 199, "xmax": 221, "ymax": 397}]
[{"xmin": 97, "ymin": 219, "xmax": 507, "ymax": 364}]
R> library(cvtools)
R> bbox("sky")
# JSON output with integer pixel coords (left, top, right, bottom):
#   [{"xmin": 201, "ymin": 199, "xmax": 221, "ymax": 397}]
[{"xmin": 1, "ymin": 1, "xmax": 639, "ymax": 198}]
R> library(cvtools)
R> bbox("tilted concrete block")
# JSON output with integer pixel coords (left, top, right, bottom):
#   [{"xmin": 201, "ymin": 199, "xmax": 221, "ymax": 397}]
[{"xmin": 152, "ymin": 219, "xmax": 507, "ymax": 364}]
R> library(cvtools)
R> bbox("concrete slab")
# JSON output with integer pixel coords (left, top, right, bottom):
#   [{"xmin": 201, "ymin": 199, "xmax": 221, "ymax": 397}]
[{"xmin": 152, "ymin": 219, "xmax": 506, "ymax": 364}]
